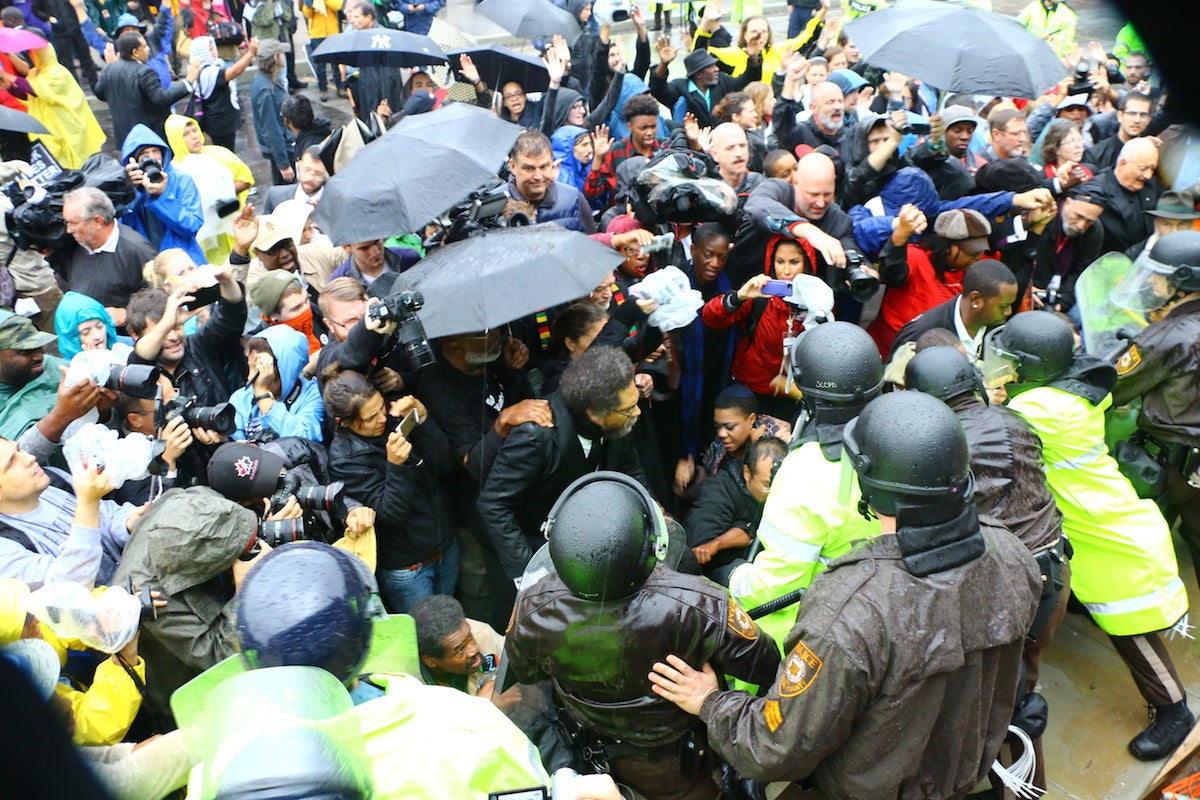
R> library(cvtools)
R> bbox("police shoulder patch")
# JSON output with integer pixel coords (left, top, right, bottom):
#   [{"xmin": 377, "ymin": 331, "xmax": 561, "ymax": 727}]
[
  {"xmin": 1116, "ymin": 344, "xmax": 1142, "ymax": 376},
  {"xmin": 727, "ymin": 600, "xmax": 759, "ymax": 640},
  {"xmin": 763, "ymin": 699, "xmax": 784, "ymax": 732},
  {"xmin": 778, "ymin": 641, "xmax": 823, "ymax": 698}
]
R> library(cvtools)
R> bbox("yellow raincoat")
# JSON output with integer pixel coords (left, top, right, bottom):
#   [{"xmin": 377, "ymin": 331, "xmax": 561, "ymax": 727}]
[{"xmin": 25, "ymin": 44, "xmax": 105, "ymax": 169}]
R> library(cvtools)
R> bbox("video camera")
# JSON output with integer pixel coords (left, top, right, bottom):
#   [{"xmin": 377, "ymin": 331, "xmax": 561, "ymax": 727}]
[
  {"xmin": 432, "ymin": 183, "xmax": 530, "ymax": 246},
  {"xmin": 367, "ymin": 289, "xmax": 435, "ymax": 370},
  {"xmin": 154, "ymin": 392, "xmax": 237, "ymax": 437},
  {"xmin": 1035, "ymin": 275, "xmax": 1063, "ymax": 308},
  {"xmin": 2, "ymin": 154, "xmax": 136, "ymax": 254}
]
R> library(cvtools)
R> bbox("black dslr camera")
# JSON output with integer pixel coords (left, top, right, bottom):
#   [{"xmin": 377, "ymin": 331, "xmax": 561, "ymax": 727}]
[
  {"xmin": 829, "ymin": 249, "xmax": 880, "ymax": 302},
  {"xmin": 138, "ymin": 156, "xmax": 166, "ymax": 185},
  {"xmin": 154, "ymin": 393, "xmax": 237, "ymax": 436},
  {"xmin": 367, "ymin": 290, "xmax": 435, "ymax": 370},
  {"xmin": 1067, "ymin": 60, "xmax": 1095, "ymax": 96},
  {"xmin": 240, "ymin": 472, "xmax": 350, "ymax": 555}
]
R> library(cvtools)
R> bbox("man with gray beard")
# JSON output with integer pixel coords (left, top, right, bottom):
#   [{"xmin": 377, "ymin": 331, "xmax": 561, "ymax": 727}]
[
  {"xmin": 478, "ymin": 346, "xmax": 650, "ymax": 584},
  {"xmin": 774, "ymin": 68, "xmax": 849, "ymax": 155}
]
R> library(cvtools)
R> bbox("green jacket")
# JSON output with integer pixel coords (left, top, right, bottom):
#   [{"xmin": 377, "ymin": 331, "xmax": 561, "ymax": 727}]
[
  {"xmin": 728, "ymin": 441, "xmax": 880, "ymax": 650},
  {"xmin": 1007, "ymin": 386, "xmax": 1186, "ymax": 636},
  {"xmin": 0, "ymin": 354, "xmax": 66, "ymax": 441}
]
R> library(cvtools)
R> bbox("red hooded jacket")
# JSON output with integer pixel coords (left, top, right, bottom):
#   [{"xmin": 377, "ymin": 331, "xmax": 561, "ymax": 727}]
[{"xmin": 701, "ymin": 235, "xmax": 818, "ymax": 396}]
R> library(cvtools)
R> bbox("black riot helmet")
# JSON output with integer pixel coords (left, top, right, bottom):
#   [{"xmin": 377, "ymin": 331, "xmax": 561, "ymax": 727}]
[
  {"xmin": 235, "ymin": 542, "xmax": 385, "ymax": 684},
  {"xmin": 982, "ymin": 311, "xmax": 1075, "ymax": 387},
  {"xmin": 904, "ymin": 346, "xmax": 983, "ymax": 402},
  {"xmin": 790, "ymin": 321, "xmax": 883, "ymax": 406},
  {"xmin": 843, "ymin": 392, "xmax": 974, "ymax": 518},
  {"xmin": 544, "ymin": 471, "xmax": 669, "ymax": 601},
  {"xmin": 1148, "ymin": 230, "xmax": 1200, "ymax": 295}
]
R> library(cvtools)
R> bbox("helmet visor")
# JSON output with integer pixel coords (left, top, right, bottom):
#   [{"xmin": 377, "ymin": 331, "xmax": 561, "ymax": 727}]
[
  {"xmin": 1110, "ymin": 249, "xmax": 1180, "ymax": 313},
  {"xmin": 1074, "ymin": 252, "xmax": 1150, "ymax": 357},
  {"xmin": 980, "ymin": 327, "xmax": 1019, "ymax": 389}
]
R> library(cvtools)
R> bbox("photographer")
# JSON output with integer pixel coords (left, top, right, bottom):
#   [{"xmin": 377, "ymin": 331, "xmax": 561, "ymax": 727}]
[
  {"xmin": 0, "ymin": 438, "xmax": 145, "ymax": 586},
  {"xmin": 119, "ymin": 124, "xmax": 206, "ymax": 266},
  {"xmin": 111, "ymin": 388, "xmax": 194, "ymax": 504},
  {"xmin": 126, "ymin": 265, "xmax": 247, "ymax": 409},
  {"xmin": 315, "ymin": 278, "xmax": 406, "ymax": 395},
  {"xmin": 324, "ymin": 372, "xmax": 456, "ymax": 613},
  {"xmin": 231, "ymin": 327, "xmax": 324, "ymax": 444}
]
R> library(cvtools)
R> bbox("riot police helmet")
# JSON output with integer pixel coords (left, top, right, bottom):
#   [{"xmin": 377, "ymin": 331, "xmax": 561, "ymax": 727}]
[
  {"xmin": 843, "ymin": 392, "xmax": 974, "ymax": 517},
  {"xmin": 790, "ymin": 321, "xmax": 883, "ymax": 405},
  {"xmin": 904, "ymin": 346, "xmax": 982, "ymax": 402},
  {"xmin": 1148, "ymin": 230, "xmax": 1200, "ymax": 295},
  {"xmin": 545, "ymin": 471, "xmax": 668, "ymax": 601},
  {"xmin": 235, "ymin": 542, "xmax": 384, "ymax": 683},
  {"xmin": 984, "ymin": 311, "xmax": 1075, "ymax": 386}
]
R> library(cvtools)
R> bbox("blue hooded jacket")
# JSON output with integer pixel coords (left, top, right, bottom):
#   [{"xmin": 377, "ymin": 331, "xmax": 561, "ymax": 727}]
[
  {"xmin": 54, "ymin": 292, "xmax": 116, "ymax": 361},
  {"xmin": 849, "ymin": 167, "xmax": 1017, "ymax": 260},
  {"xmin": 120, "ymin": 125, "xmax": 207, "ymax": 265},
  {"xmin": 552, "ymin": 125, "xmax": 590, "ymax": 191},
  {"xmin": 230, "ymin": 325, "xmax": 324, "ymax": 443}
]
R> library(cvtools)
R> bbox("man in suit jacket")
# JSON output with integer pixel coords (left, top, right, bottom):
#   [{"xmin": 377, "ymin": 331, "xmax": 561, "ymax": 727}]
[
  {"xmin": 889, "ymin": 259, "xmax": 1019, "ymax": 363},
  {"xmin": 478, "ymin": 346, "xmax": 649, "ymax": 582},
  {"xmin": 1087, "ymin": 138, "xmax": 1162, "ymax": 255}
]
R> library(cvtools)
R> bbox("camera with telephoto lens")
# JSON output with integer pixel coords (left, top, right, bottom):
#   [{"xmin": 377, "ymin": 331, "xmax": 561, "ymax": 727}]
[
  {"xmin": 269, "ymin": 470, "xmax": 349, "ymax": 520},
  {"xmin": 154, "ymin": 394, "xmax": 237, "ymax": 436},
  {"xmin": 105, "ymin": 364, "xmax": 161, "ymax": 399},
  {"xmin": 828, "ymin": 249, "xmax": 880, "ymax": 302},
  {"xmin": 138, "ymin": 156, "xmax": 165, "ymax": 185},
  {"xmin": 239, "ymin": 517, "xmax": 314, "ymax": 558},
  {"xmin": 367, "ymin": 290, "xmax": 435, "ymax": 371},
  {"xmin": 1068, "ymin": 60, "xmax": 1095, "ymax": 96}
]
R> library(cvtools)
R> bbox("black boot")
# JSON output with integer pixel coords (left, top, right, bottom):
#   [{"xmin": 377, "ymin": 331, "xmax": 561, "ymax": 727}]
[
  {"xmin": 652, "ymin": 5, "xmax": 662, "ymax": 31},
  {"xmin": 1128, "ymin": 701, "xmax": 1194, "ymax": 761}
]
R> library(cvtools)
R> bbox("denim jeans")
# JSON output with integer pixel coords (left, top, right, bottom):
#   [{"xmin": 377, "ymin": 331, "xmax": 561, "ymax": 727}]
[
  {"xmin": 306, "ymin": 37, "xmax": 343, "ymax": 93},
  {"xmin": 787, "ymin": 5, "xmax": 816, "ymax": 38},
  {"xmin": 378, "ymin": 537, "xmax": 460, "ymax": 614}
]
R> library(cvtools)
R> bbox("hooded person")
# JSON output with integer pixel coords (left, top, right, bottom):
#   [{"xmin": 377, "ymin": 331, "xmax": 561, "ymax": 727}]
[
  {"xmin": 230, "ymin": 325, "xmax": 324, "ymax": 444},
  {"xmin": 119, "ymin": 123, "xmax": 207, "ymax": 266},
  {"xmin": 184, "ymin": 34, "xmax": 257, "ymax": 152},
  {"xmin": 164, "ymin": 113, "xmax": 254, "ymax": 207},
  {"xmin": 25, "ymin": 44, "xmax": 106, "ymax": 169},
  {"xmin": 111, "ymin": 486, "xmax": 262, "ymax": 723},
  {"xmin": 52, "ymin": 291, "xmax": 132, "ymax": 362},
  {"xmin": 551, "ymin": 124, "xmax": 591, "ymax": 192},
  {"xmin": 701, "ymin": 234, "xmax": 820, "ymax": 420},
  {"xmin": 164, "ymin": 114, "xmax": 241, "ymax": 265}
]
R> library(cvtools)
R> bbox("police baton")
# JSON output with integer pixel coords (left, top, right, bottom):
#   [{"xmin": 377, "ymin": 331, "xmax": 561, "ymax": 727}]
[{"xmin": 746, "ymin": 587, "xmax": 806, "ymax": 620}]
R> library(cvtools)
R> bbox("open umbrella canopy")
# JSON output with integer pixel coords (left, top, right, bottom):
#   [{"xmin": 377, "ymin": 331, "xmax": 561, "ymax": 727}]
[
  {"xmin": 0, "ymin": 105, "xmax": 48, "ymax": 135},
  {"xmin": 477, "ymin": 0, "xmax": 581, "ymax": 41},
  {"xmin": 390, "ymin": 224, "xmax": 625, "ymax": 339},
  {"xmin": 0, "ymin": 27, "xmax": 48, "ymax": 54},
  {"xmin": 311, "ymin": 28, "xmax": 448, "ymax": 69},
  {"xmin": 447, "ymin": 44, "xmax": 551, "ymax": 94},
  {"xmin": 312, "ymin": 103, "xmax": 522, "ymax": 245},
  {"xmin": 843, "ymin": 0, "xmax": 1067, "ymax": 98}
]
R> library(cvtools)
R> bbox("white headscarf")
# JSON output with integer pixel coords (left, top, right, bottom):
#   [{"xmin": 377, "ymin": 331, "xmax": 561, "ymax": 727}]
[{"xmin": 190, "ymin": 35, "xmax": 223, "ymax": 101}]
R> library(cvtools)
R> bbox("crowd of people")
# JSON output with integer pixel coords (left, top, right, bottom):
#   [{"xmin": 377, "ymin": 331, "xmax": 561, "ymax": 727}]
[{"xmin": 0, "ymin": 0, "xmax": 1197, "ymax": 797}]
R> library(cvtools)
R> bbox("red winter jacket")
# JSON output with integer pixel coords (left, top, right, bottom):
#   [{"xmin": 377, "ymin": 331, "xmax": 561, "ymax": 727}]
[
  {"xmin": 701, "ymin": 235, "xmax": 818, "ymax": 396},
  {"xmin": 867, "ymin": 244, "xmax": 963, "ymax": 357}
]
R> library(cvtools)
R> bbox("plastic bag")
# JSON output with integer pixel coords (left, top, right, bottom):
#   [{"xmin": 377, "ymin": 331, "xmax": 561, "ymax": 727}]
[
  {"xmin": 629, "ymin": 265, "xmax": 704, "ymax": 330},
  {"xmin": 62, "ymin": 423, "xmax": 163, "ymax": 489},
  {"xmin": 27, "ymin": 582, "xmax": 142, "ymax": 654}
]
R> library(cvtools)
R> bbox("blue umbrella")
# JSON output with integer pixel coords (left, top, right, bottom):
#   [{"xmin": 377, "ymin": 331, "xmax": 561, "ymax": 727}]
[{"xmin": 843, "ymin": 0, "xmax": 1068, "ymax": 98}]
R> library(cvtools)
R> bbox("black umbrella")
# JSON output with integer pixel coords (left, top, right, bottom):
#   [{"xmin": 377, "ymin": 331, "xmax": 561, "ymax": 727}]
[
  {"xmin": 0, "ymin": 106, "xmax": 48, "ymax": 135},
  {"xmin": 311, "ymin": 103, "xmax": 522, "ymax": 245},
  {"xmin": 311, "ymin": 28, "xmax": 448, "ymax": 69},
  {"xmin": 391, "ymin": 224, "xmax": 625, "ymax": 339},
  {"xmin": 477, "ymin": 0, "xmax": 581, "ymax": 41},
  {"xmin": 842, "ymin": 0, "xmax": 1067, "ymax": 98},
  {"xmin": 447, "ymin": 43, "xmax": 551, "ymax": 94}
]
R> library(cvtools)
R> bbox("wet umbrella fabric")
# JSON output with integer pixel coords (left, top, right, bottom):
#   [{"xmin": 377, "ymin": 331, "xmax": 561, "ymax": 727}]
[
  {"xmin": 311, "ymin": 28, "xmax": 448, "ymax": 69},
  {"xmin": 477, "ymin": 0, "xmax": 582, "ymax": 41},
  {"xmin": 447, "ymin": 44, "xmax": 551, "ymax": 94},
  {"xmin": 0, "ymin": 106, "xmax": 49, "ymax": 135}
]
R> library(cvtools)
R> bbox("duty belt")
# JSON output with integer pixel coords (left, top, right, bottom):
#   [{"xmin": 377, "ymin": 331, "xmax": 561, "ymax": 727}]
[
  {"xmin": 1028, "ymin": 537, "xmax": 1072, "ymax": 643},
  {"xmin": 554, "ymin": 706, "xmax": 707, "ymax": 777}
]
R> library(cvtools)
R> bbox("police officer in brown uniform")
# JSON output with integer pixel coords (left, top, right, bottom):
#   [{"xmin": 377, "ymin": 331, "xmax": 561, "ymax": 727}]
[
  {"xmin": 1112, "ymin": 231, "xmax": 1200, "ymax": 584},
  {"xmin": 649, "ymin": 392, "xmax": 1041, "ymax": 799},
  {"xmin": 504, "ymin": 472, "xmax": 782, "ymax": 800}
]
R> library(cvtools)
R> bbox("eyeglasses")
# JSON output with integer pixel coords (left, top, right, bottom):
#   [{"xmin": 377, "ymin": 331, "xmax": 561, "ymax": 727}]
[
  {"xmin": 611, "ymin": 400, "xmax": 639, "ymax": 418},
  {"xmin": 502, "ymin": 91, "xmax": 525, "ymax": 101},
  {"xmin": 1000, "ymin": 127, "xmax": 1029, "ymax": 139}
]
